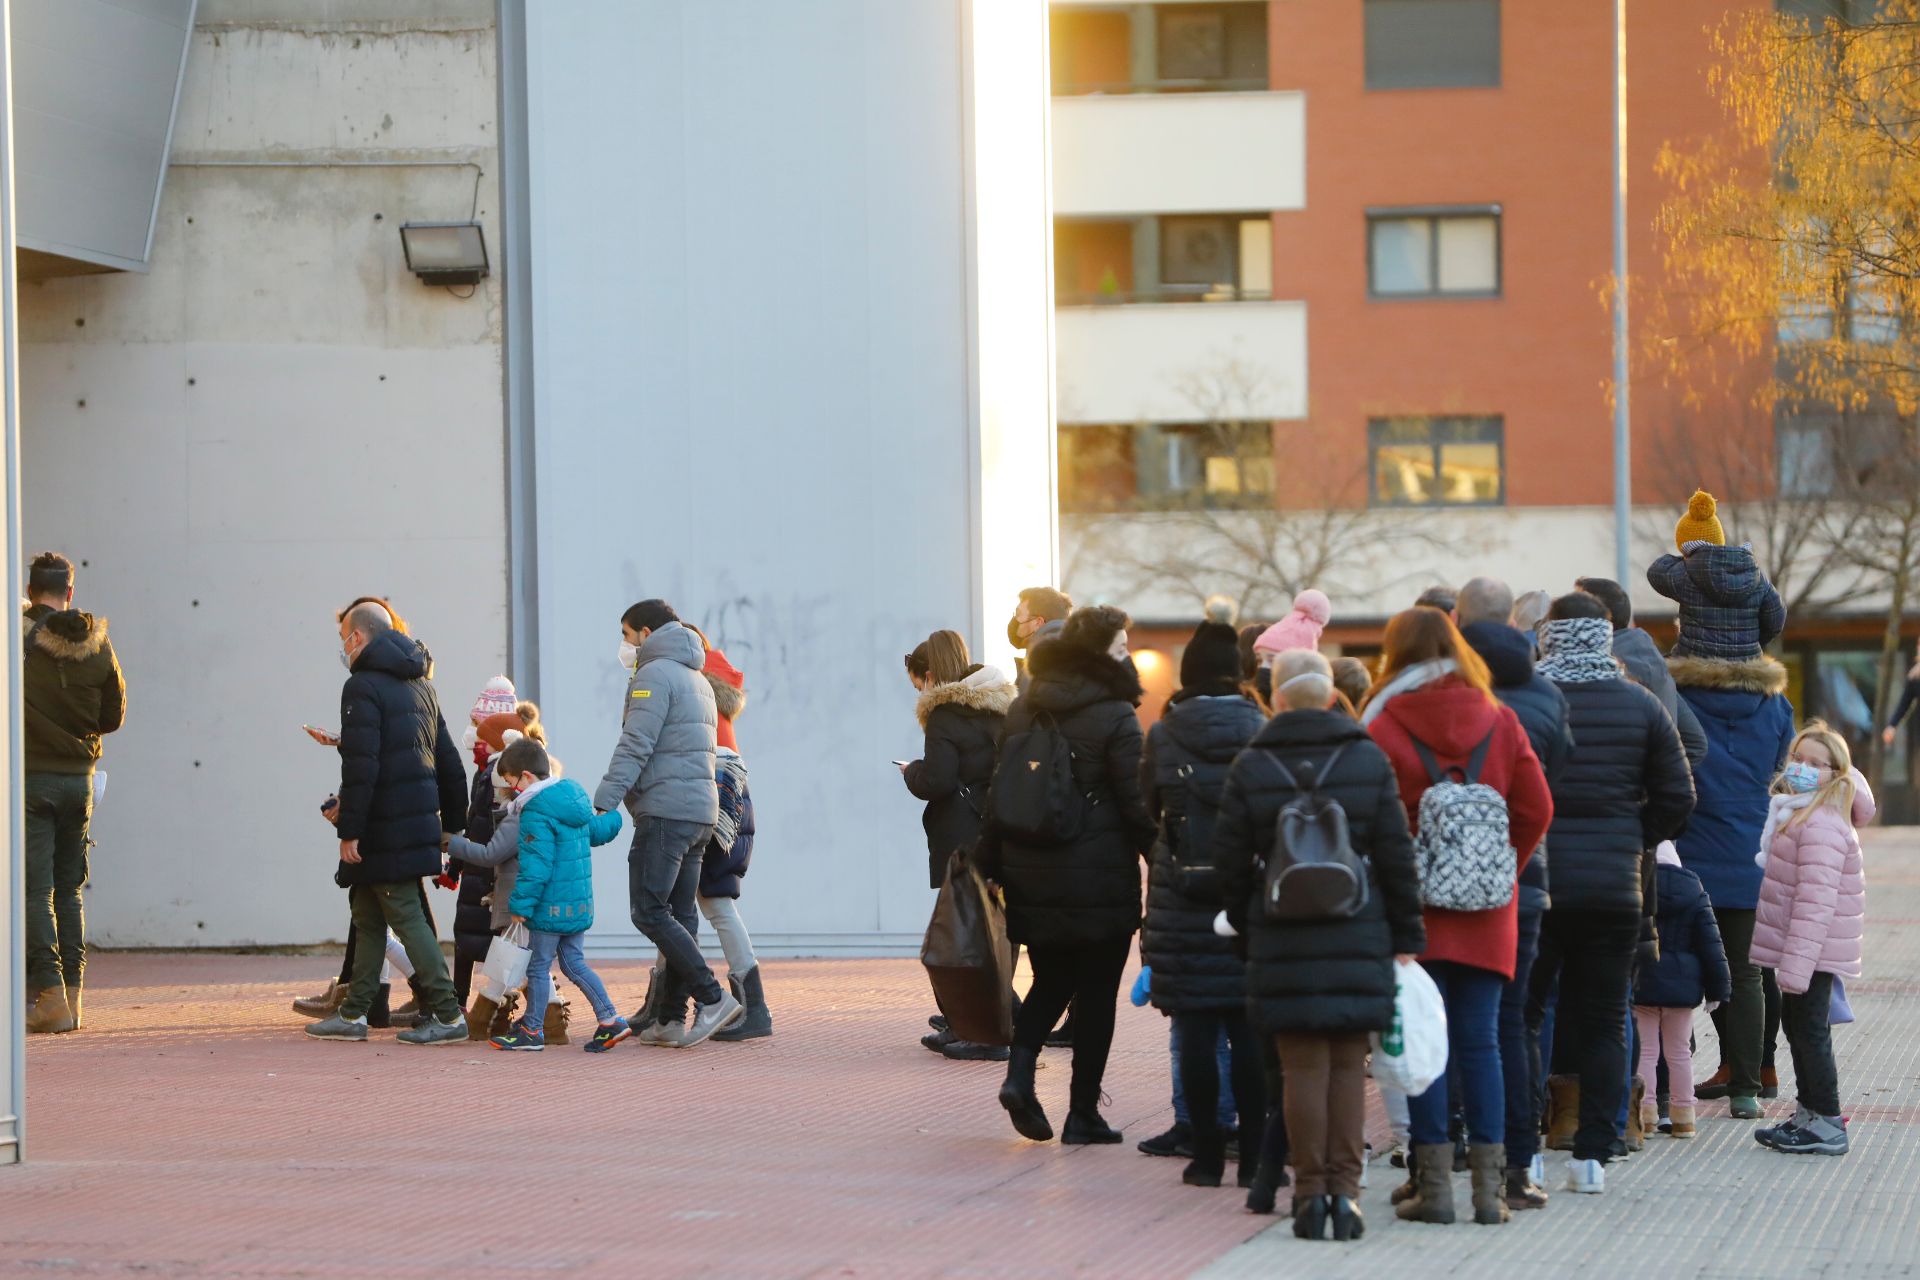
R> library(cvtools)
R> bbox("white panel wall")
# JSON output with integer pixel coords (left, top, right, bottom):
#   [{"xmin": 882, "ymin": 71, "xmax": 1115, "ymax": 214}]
[
  {"xmin": 1055, "ymin": 300, "xmax": 1306, "ymax": 424},
  {"xmin": 16, "ymin": 3, "xmax": 505, "ymax": 946},
  {"xmin": 522, "ymin": 0, "xmax": 1055, "ymax": 954},
  {"xmin": 1051, "ymin": 92, "xmax": 1305, "ymax": 216}
]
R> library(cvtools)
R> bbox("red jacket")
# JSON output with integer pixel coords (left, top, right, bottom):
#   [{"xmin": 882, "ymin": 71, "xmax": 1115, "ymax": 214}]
[{"xmin": 1366, "ymin": 674, "xmax": 1553, "ymax": 980}]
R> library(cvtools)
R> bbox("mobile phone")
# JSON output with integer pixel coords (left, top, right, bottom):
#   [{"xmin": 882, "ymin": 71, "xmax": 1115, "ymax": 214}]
[{"xmin": 890, "ymin": 759, "xmax": 910, "ymax": 768}]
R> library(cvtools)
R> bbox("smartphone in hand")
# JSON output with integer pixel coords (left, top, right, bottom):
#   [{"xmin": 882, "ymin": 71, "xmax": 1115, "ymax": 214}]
[
  {"xmin": 890, "ymin": 759, "xmax": 910, "ymax": 768},
  {"xmin": 304, "ymin": 725, "xmax": 340, "ymax": 746}
]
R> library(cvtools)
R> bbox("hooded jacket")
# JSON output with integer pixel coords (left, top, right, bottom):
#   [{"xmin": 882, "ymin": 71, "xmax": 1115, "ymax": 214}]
[
  {"xmin": 1669, "ymin": 654, "xmax": 1796, "ymax": 910},
  {"xmin": 980, "ymin": 641, "xmax": 1155, "ymax": 947},
  {"xmin": 593, "ymin": 621, "xmax": 720, "ymax": 823},
  {"xmin": 1460, "ymin": 620, "xmax": 1572, "ymax": 915},
  {"xmin": 507, "ymin": 777, "xmax": 625, "ymax": 934},
  {"xmin": 700, "ymin": 748, "xmax": 756, "ymax": 898},
  {"xmin": 1750, "ymin": 785, "xmax": 1873, "ymax": 995},
  {"xmin": 1647, "ymin": 543, "xmax": 1787, "ymax": 661},
  {"xmin": 1212, "ymin": 709, "xmax": 1426, "ymax": 1034},
  {"xmin": 445, "ymin": 757, "xmax": 524, "ymax": 934},
  {"xmin": 1634, "ymin": 858, "xmax": 1732, "ymax": 1008},
  {"xmin": 1611, "ymin": 626, "xmax": 1708, "ymax": 767},
  {"xmin": 450, "ymin": 763, "xmax": 501, "ymax": 963},
  {"xmin": 703, "ymin": 647, "xmax": 748, "ymax": 753},
  {"xmin": 334, "ymin": 629, "xmax": 469, "ymax": 886},
  {"xmin": 22, "ymin": 605, "xmax": 126, "ymax": 776},
  {"xmin": 905, "ymin": 664, "xmax": 1016, "ymax": 889},
  {"xmin": 1365, "ymin": 671, "xmax": 1553, "ymax": 979},
  {"xmin": 1138, "ymin": 687, "xmax": 1266, "ymax": 1014}
]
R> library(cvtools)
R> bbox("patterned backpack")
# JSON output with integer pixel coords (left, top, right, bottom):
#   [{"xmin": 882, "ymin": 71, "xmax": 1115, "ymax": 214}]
[{"xmin": 1407, "ymin": 731, "xmax": 1515, "ymax": 911}]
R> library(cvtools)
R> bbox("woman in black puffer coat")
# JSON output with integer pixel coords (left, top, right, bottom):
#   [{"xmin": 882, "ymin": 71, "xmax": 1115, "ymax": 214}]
[
  {"xmin": 981, "ymin": 605, "xmax": 1156, "ymax": 1147},
  {"xmin": 1140, "ymin": 617, "xmax": 1266, "ymax": 1188},
  {"xmin": 1213, "ymin": 651, "xmax": 1426, "ymax": 1242}
]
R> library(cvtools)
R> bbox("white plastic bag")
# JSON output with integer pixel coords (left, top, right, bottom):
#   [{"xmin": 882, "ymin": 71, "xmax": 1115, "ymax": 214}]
[
  {"xmin": 476, "ymin": 922, "xmax": 531, "ymax": 1004},
  {"xmin": 1370, "ymin": 959, "xmax": 1448, "ymax": 1097}
]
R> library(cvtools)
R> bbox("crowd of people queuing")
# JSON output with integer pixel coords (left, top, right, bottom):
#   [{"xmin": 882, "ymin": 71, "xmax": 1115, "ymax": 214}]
[{"xmin": 896, "ymin": 489, "xmax": 1877, "ymax": 1243}]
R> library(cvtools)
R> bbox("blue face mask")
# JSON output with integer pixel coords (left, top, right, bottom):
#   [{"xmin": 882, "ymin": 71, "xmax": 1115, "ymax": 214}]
[{"xmin": 1782, "ymin": 761, "xmax": 1822, "ymax": 794}]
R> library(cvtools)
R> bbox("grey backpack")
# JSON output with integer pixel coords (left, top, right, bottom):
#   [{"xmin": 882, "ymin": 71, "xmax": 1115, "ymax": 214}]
[
  {"xmin": 1408, "ymin": 731, "xmax": 1515, "ymax": 911},
  {"xmin": 1261, "ymin": 744, "xmax": 1370, "ymax": 922}
]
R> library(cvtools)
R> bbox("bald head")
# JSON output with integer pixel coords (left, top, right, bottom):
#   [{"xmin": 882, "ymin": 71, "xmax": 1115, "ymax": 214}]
[
  {"xmin": 344, "ymin": 602, "xmax": 394, "ymax": 641},
  {"xmin": 1273, "ymin": 649, "xmax": 1335, "ymax": 711},
  {"xmin": 1455, "ymin": 576, "xmax": 1515, "ymax": 629}
]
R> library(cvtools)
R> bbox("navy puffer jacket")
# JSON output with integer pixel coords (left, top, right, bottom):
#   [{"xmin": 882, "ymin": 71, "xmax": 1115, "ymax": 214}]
[
  {"xmin": 1634, "ymin": 860, "xmax": 1732, "ymax": 1008},
  {"xmin": 1669, "ymin": 654, "xmax": 1796, "ymax": 910}
]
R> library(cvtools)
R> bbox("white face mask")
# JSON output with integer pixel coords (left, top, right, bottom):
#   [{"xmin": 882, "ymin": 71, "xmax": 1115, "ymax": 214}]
[
  {"xmin": 461, "ymin": 723, "xmax": 479, "ymax": 752},
  {"xmin": 618, "ymin": 640, "xmax": 640, "ymax": 671}
]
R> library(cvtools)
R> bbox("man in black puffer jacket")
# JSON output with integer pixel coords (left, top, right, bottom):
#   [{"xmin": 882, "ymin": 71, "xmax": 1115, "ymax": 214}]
[
  {"xmin": 307, "ymin": 602, "xmax": 471, "ymax": 1044},
  {"xmin": 1457, "ymin": 577, "xmax": 1572, "ymax": 1208},
  {"xmin": 1140, "ymin": 618, "xmax": 1267, "ymax": 1187},
  {"xmin": 1527, "ymin": 593, "xmax": 1695, "ymax": 1191}
]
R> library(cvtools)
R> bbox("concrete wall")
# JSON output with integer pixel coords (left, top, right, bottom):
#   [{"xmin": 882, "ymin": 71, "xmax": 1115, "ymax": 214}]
[
  {"xmin": 16, "ymin": 0, "xmax": 506, "ymax": 946},
  {"xmin": 519, "ymin": 0, "xmax": 1056, "ymax": 955}
]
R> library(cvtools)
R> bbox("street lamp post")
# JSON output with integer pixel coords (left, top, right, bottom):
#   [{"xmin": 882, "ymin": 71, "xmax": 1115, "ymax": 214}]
[{"xmin": 1613, "ymin": 0, "xmax": 1632, "ymax": 585}]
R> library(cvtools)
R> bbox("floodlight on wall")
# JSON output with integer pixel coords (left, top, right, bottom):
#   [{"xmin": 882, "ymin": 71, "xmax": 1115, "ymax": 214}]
[{"xmin": 399, "ymin": 221, "xmax": 489, "ymax": 288}]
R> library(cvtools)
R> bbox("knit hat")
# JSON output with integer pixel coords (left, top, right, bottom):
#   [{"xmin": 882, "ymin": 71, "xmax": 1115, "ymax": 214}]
[
  {"xmin": 1253, "ymin": 588, "xmax": 1332, "ymax": 657},
  {"xmin": 1180, "ymin": 621, "xmax": 1244, "ymax": 689},
  {"xmin": 1675, "ymin": 490, "xmax": 1725, "ymax": 550},
  {"xmin": 476, "ymin": 710, "xmax": 529, "ymax": 754},
  {"xmin": 471, "ymin": 675, "xmax": 517, "ymax": 725}
]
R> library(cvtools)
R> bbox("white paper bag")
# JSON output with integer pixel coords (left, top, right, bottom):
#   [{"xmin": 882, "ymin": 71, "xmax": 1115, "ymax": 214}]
[
  {"xmin": 476, "ymin": 922, "xmax": 531, "ymax": 1004},
  {"xmin": 1370, "ymin": 959, "xmax": 1449, "ymax": 1097}
]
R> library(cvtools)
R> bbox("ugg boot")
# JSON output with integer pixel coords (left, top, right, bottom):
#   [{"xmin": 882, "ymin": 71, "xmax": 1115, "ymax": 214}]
[
  {"xmin": 1544, "ymin": 1076, "xmax": 1579, "ymax": 1151},
  {"xmin": 998, "ymin": 1045, "xmax": 1053, "ymax": 1142},
  {"xmin": 490, "ymin": 991, "xmax": 521, "ymax": 1038},
  {"xmin": 466, "ymin": 994, "xmax": 500, "ymax": 1042},
  {"xmin": 1468, "ymin": 1144, "xmax": 1510, "ymax": 1225},
  {"xmin": 714, "ymin": 967, "xmax": 773, "ymax": 1041},
  {"xmin": 25, "ymin": 987, "xmax": 75, "ymax": 1034},
  {"xmin": 1396, "ymin": 1143, "xmax": 1456, "ymax": 1223},
  {"xmin": 543, "ymin": 998, "xmax": 571, "ymax": 1046},
  {"xmin": 292, "ymin": 979, "xmax": 348, "ymax": 1018},
  {"xmin": 1625, "ymin": 1077, "xmax": 1648, "ymax": 1151},
  {"xmin": 1669, "ymin": 1104, "xmax": 1697, "ymax": 1139}
]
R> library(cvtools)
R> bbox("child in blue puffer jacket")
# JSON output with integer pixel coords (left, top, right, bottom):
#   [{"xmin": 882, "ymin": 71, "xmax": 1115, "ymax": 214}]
[{"xmin": 489, "ymin": 737, "xmax": 631, "ymax": 1054}]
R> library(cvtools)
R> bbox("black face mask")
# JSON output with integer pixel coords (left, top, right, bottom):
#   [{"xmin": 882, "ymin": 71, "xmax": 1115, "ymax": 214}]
[{"xmin": 1007, "ymin": 616, "xmax": 1026, "ymax": 648}]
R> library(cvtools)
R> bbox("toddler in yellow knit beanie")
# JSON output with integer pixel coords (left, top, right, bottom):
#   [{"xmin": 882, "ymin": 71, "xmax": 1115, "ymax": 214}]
[
  {"xmin": 1674, "ymin": 490, "xmax": 1726, "ymax": 551},
  {"xmin": 1647, "ymin": 489, "xmax": 1785, "ymax": 661}
]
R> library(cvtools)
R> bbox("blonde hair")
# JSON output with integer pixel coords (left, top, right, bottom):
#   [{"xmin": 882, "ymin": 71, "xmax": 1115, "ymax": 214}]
[
  {"xmin": 1273, "ymin": 649, "xmax": 1335, "ymax": 711},
  {"xmin": 1776, "ymin": 719, "xmax": 1856, "ymax": 828}
]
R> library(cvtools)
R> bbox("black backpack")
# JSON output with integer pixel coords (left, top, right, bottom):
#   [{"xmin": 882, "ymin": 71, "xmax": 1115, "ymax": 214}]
[
  {"xmin": 1260, "ymin": 743, "xmax": 1370, "ymax": 922},
  {"xmin": 989, "ymin": 710, "xmax": 1086, "ymax": 845},
  {"xmin": 1167, "ymin": 756, "xmax": 1232, "ymax": 898}
]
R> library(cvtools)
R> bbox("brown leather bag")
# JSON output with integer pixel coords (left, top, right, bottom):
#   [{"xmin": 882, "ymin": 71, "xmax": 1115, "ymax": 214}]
[{"xmin": 920, "ymin": 850, "xmax": 1015, "ymax": 1045}]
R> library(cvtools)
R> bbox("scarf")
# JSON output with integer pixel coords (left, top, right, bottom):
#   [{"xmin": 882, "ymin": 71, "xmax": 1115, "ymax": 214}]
[
  {"xmin": 1359, "ymin": 657, "xmax": 1456, "ymax": 726},
  {"xmin": 1535, "ymin": 617, "xmax": 1622, "ymax": 684},
  {"xmin": 1756, "ymin": 791, "xmax": 1817, "ymax": 868}
]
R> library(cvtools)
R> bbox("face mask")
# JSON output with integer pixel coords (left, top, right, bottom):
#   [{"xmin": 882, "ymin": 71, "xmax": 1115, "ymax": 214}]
[
  {"xmin": 338, "ymin": 645, "xmax": 354, "ymax": 671},
  {"xmin": 461, "ymin": 723, "xmax": 480, "ymax": 752},
  {"xmin": 618, "ymin": 640, "xmax": 640, "ymax": 671},
  {"xmin": 1006, "ymin": 616, "xmax": 1026, "ymax": 648},
  {"xmin": 1783, "ymin": 761, "xmax": 1822, "ymax": 794}
]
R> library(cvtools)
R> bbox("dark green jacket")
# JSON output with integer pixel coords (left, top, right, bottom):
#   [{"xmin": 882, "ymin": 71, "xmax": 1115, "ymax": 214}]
[{"xmin": 22, "ymin": 603, "xmax": 126, "ymax": 775}]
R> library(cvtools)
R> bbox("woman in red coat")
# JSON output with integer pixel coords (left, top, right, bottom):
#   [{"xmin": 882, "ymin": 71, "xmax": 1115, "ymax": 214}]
[{"xmin": 1361, "ymin": 608, "xmax": 1552, "ymax": 1226}]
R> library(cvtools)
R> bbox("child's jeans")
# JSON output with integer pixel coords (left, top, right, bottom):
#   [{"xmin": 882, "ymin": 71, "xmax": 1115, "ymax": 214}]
[
  {"xmin": 1633, "ymin": 1004, "xmax": 1696, "ymax": 1109},
  {"xmin": 524, "ymin": 930, "xmax": 617, "ymax": 1028},
  {"xmin": 697, "ymin": 895, "xmax": 758, "ymax": 977},
  {"xmin": 1169, "ymin": 1017, "xmax": 1237, "ymax": 1128},
  {"xmin": 1780, "ymin": 972, "xmax": 1840, "ymax": 1117}
]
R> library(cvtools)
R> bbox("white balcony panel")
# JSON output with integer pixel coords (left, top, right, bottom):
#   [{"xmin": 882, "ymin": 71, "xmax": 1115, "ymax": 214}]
[
  {"xmin": 1051, "ymin": 91, "xmax": 1304, "ymax": 216},
  {"xmin": 1056, "ymin": 301, "xmax": 1306, "ymax": 424}
]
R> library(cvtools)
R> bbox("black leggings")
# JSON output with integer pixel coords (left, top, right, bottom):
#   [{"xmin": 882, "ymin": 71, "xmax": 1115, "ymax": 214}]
[
  {"xmin": 1176, "ymin": 1009, "xmax": 1266, "ymax": 1158},
  {"xmin": 336, "ymin": 882, "xmax": 438, "ymax": 986},
  {"xmin": 1014, "ymin": 937, "xmax": 1131, "ymax": 1110}
]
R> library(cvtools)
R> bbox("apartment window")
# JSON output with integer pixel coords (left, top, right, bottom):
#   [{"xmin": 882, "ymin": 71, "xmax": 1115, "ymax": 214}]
[
  {"xmin": 1056, "ymin": 215, "xmax": 1272, "ymax": 304},
  {"xmin": 1365, "ymin": 0, "xmax": 1500, "ymax": 91},
  {"xmin": 1775, "ymin": 404, "xmax": 1905, "ymax": 497},
  {"xmin": 1060, "ymin": 422, "xmax": 1274, "ymax": 513},
  {"xmin": 1370, "ymin": 416, "xmax": 1504, "ymax": 506},
  {"xmin": 1369, "ymin": 208, "xmax": 1500, "ymax": 298},
  {"xmin": 1051, "ymin": 2, "xmax": 1267, "ymax": 95}
]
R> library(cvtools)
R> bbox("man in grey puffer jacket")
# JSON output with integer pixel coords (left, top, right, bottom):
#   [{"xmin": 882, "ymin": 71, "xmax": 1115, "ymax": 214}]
[{"xmin": 594, "ymin": 599, "xmax": 741, "ymax": 1045}]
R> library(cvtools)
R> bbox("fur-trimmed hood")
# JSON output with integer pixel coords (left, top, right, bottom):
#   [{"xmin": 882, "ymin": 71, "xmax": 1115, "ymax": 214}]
[
  {"xmin": 704, "ymin": 672, "xmax": 748, "ymax": 721},
  {"xmin": 915, "ymin": 663, "xmax": 1015, "ymax": 728},
  {"xmin": 28, "ymin": 609, "xmax": 108, "ymax": 663},
  {"xmin": 1668, "ymin": 652, "xmax": 1788, "ymax": 696},
  {"xmin": 1026, "ymin": 641, "xmax": 1145, "ymax": 710}
]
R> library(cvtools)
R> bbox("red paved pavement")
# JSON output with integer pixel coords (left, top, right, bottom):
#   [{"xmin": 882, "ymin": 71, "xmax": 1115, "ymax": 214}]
[{"xmin": 4, "ymin": 950, "xmax": 1355, "ymax": 1278}]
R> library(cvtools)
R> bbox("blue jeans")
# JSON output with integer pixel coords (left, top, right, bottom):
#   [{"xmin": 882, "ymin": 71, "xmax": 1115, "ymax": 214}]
[
  {"xmin": 1170, "ymin": 1018, "xmax": 1238, "ymax": 1127},
  {"xmin": 627, "ymin": 816, "xmax": 723, "ymax": 1006},
  {"xmin": 524, "ymin": 929, "xmax": 617, "ymax": 1028},
  {"xmin": 1411, "ymin": 961, "xmax": 1505, "ymax": 1147},
  {"xmin": 1501, "ymin": 910, "xmax": 1544, "ymax": 1167}
]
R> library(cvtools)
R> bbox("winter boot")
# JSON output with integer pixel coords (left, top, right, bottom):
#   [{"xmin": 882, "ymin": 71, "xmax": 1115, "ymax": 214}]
[
  {"xmin": 1390, "ymin": 1145, "xmax": 1421, "ymax": 1205},
  {"xmin": 1544, "ymin": 1075, "xmax": 1579, "ymax": 1151},
  {"xmin": 1395, "ymin": 1144, "xmax": 1457, "ymax": 1224},
  {"xmin": 630, "ymin": 958, "xmax": 666, "ymax": 1029},
  {"xmin": 465, "ymin": 994, "xmax": 499, "ymax": 1042},
  {"xmin": 1062, "ymin": 1107, "xmax": 1123, "ymax": 1145},
  {"xmin": 998, "ymin": 1046, "xmax": 1053, "ymax": 1142},
  {"xmin": 1625, "ymin": 1078, "xmax": 1648, "ymax": 1151},
  {"xmin": 1695, "ymin": 1064, "xmax": 1732, "ymax": 1100},
  {"xmin": 291, "ymin": 979, "xmax": 348, "ymax": 1019},
  {"xmin": 1670, "ymin": 1104, "xmax": 1697, "ymax": 1139},
  {"xmin": 1183, "ymin": 1128, "xmax": 1226, "ymax": 1188},
  {"xmin": 24, "ymin": 987, "xmax": 75, "ymax": 1034},
  {"xmin": 389, "ymin": 982, "xmax": 421, "ymax": 1023},
  {"xmin": 65, "ymin": 985, "xmax": 83, "ymax": 1031},
  {"xmin": 715, "ymin": 966, "xmax": 774, "ymax": 1041},
  {"xmin": 490, "ymin": 991, "xmax": 521, "ymax": 1039},
  {"xmin": 367, "ymin": 983, "xmax": 393, "ymax": 1030},
  {"xmin": 1468, "ymin": 1144, "xmax": 1511, "ymax": 1225},
  {"xmin": 543, "ymin": 998, "xmax": 571, "ymax": 1046},
  {"xmin": 1504, "ymin": 1165, "xmax": 1549, "ymax": 1211}
]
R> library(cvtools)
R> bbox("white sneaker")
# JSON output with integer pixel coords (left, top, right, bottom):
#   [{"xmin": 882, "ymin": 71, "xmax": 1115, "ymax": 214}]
[
  {"xmin": 1567, "ymin": 1158, "xmax": 1605, "ymax": 1194},
  {"xmin": 1529, "ymin": 1153, "xmax": 1545, "ymax": 1184},
  {"xmin": 677, "ymin": 990, "xmax": 744, "ymax": 1047}
]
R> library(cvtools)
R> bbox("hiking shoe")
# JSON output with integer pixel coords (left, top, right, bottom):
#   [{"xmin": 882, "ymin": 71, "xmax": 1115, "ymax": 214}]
[
  {"xmin": 1566, "ymin": 1158, "xmax": 1605, "ymax": 1195},
  {"xmin": 489, "ymin": 1020, "xmax": 545, "ymax": 1051},
  {"xmin": 1137, "ymin": 1121, "xmax": 1192, "ymax": 1158},
  {"xmin": 1766, "ymin": 1116, "xmax": 1849, "ymax": 1155},
  {"xmin": 637, "ymin": 1020, "xmax": 683, "ymax": 1047},
  {"xmin": 400, "ymin": 1014, "xmax": 469, "ymax": 1045},
  {"xmin": 583, "ymin": 1018, "xmax": 633, "ymax": 1054},
  {"xmin": 304, "ymin": 1012, "xmax": 369, "ymax": 1041},
  {"xmin": 678, "ymin": 991, "xmax": 744, "ymax": 1048},
  {"xmin": 942, "ymin": 1039, "xmax": 1010, "ymax": 1062},
  {"xmin": 1756, "ymin": 1104, "xmax": 1815, "ymax": 1149},
  {"xmin": 1729, "ymin": 1095, "xmax": 1763, "ymax": 1120}
]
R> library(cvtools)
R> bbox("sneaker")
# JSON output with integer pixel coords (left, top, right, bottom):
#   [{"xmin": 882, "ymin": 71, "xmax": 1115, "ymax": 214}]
[
  {"xmin": 1528, "ymin": 1153, "xmax": 1545, "ymax": 1185},
  {"xmin": 677, "ymin": 991, "xmax": 744, "ymax": 1048},
  {"xmin": 489, "ymin": 1020, "xmax": 545, "ymax": 1051},
  {"xmin": 942, "ymin": 1039, "xmax": 1011, "ymax": 1062},
  {"xmin": 1729, "ymin": 1095, "xmax": 1763, "ymax": 1120},
  {"xmin": 1566, "ymin": 1158, "xmax": 1605, "ymax": 1195},
  {"xmin": 1766, "ymin": 1116, "xmax": 1849, "ymax": 1156},
  {"xmin": 583, "ymin": 1017, "xmax": 633, "ymax": 1054},
  {"xmin": 304, "ymin": 1012, "xmax": 368, "ymax": 1041},
  {"xmin": 1137, "ymin": 1122, "xmax": 1192, "ymax": 1158},
  {"xmin": 637, "ymin": 1020, "xmax": 683, "ymax": 1047},
  {"xmin": 921, "ymin": 1027, "xmax": 957, "ymax": 1054},
  {"xmin": 399, "ymin": 1013, "xmax": 468, "ymax": 1045}
]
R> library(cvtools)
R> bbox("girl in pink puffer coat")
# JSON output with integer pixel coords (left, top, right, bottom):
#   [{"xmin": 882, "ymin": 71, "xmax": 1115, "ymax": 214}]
[{"xmin": 1747, "ymin": 721, "xmax": 1872, "ymax": 1157}]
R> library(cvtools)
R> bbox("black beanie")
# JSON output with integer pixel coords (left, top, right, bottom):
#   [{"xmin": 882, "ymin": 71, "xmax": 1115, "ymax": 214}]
[{"xmin": 1180, "ymin": 621, "xmax": 1244, "ymax": 689}]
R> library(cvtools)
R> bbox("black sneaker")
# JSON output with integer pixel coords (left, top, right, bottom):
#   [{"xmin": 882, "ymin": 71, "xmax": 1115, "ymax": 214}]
[
  {"xmin": 942, "ymin": 1039, "xmax": 1010, "ymax": 1062},
  {"xmin": 1137, "ymin": 1121, "xmax": 1192, "ymax": 1158}
]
